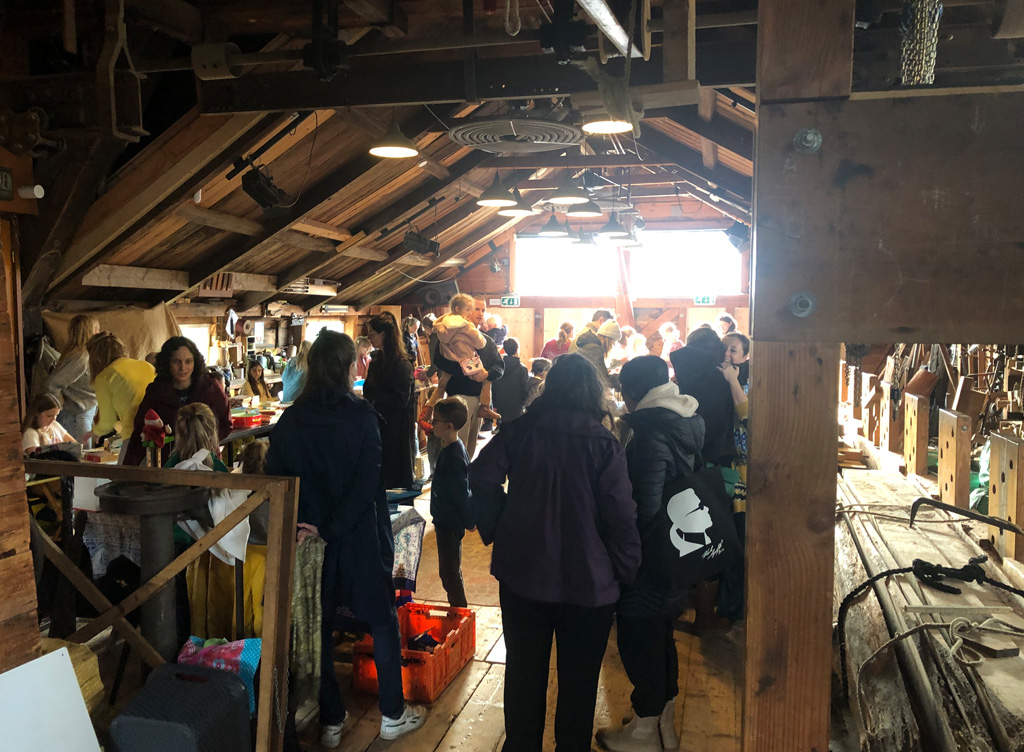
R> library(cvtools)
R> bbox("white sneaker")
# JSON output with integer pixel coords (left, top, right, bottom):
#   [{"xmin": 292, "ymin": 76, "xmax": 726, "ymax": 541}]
[
  {"xmin": 320, "ymin": 712, "xmax": 349, "ymax": 748},
  {"xmin": 660, "ymin": 699, "xmax": 679, "ymax": 750},
  {"xmin": 380, "ymin": 704, "xmax": 427, "ymax": 740},
  {"xmin": 595, "ymin": 714, "xmax": 662, "ymax": 752}
]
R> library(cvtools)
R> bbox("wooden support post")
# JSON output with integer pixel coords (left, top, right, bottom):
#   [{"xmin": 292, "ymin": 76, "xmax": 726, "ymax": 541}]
[
  {"xmin": 937, "ymin": 409, "xmax": 971, "ymax": 508},
  {"xmin": 745, "ymin": 343, "xmax": 839, "ymax": 752},
  {"xmin": 903, "ymin": 393, "xmax": 929, "ymax": 477},
  {"xmin": 988, "ymin": 432, "xmax": 1024, "ymax": 559},
  {"xmin": 256, "ymin": 479, "xmax": 299, "ymax": 752},
  {"xmin": 746, "ymin": 1, "xmax": 853, "ymax": 749}
]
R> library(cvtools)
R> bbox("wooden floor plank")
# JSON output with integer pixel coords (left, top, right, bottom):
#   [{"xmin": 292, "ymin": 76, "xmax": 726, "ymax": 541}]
[
  {"xmin": 366, "ymin": 659, "xmax": 491, "ymax": 752},
  {"xmin": 437, "ymin": 664, "xmax": 507, "ymax": 752}
]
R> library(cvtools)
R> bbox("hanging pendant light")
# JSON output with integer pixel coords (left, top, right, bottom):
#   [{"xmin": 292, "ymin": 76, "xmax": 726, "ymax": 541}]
[
  {"xmin": 566, "ymin": 200, "xmax": 603, "ymax": 218},
  {"xmin": 548, "ymin": 173, "xmax": 590, "ymax": 205},
  {"xmin": 563, "ymin": 219, "xmax": 574, "ymax": 236},
  {"xmin": 538, "ymin": 210, "xmax": 568, "ymax": 237},
  {"xmin": 477, "ymin": 173, "xmax": 517, "ymax": 208},
  {"xmin": 573, "ymin": 229, "xmax": 596, "ymax": 245},
  {"xmin": 581, "ymin": 112, "xmax": 633, "ymax": 135},
  {"xmin": 621, "ymin": 231, "xmax": 643, "ymax": 248},
  {"xmin": 369, "ymin": 119, "xmax": 419, "ymax": 158},
  {"xmin": 497, "ymin": 187, "xmax": 536, "ymax": 217},
  {"xmin": 597, "ymin": 211, "xmax": 629, "ymax": 238}
]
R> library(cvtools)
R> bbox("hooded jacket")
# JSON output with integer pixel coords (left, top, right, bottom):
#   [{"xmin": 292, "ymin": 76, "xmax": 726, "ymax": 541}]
[
  {"xmin": 621, "ymin": 383, "xmax": 705, "ymax": 528},
  {"xmin": 123, "ymin": 372, "xmax": 231, "ymax": 466},
  {"xmin": 670, "ymin": 345, "xmax": 735, "ymax": 465},
  {"xmin": 470, "ymin": 407, "xmax": 640, "ymax": 607},
  {"xmin": 266, "ymin": 387, "xmax": 396, "ymax": 625},
  {"xmin": 619, "ymin": 382, "xmax": 706, "ymax": 615},
  {"xmin": 571, "ymin": 322, "xmax": 608, "ymax": 379},
  {"xmin": 491, "ymin": 354, "xmax": 529, "ymax": 421}
]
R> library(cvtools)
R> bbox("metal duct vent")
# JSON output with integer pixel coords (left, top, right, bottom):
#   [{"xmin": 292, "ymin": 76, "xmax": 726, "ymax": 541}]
[{"xmin": 447, "ymin": 117, "xmax": 583, "ymax": 153}]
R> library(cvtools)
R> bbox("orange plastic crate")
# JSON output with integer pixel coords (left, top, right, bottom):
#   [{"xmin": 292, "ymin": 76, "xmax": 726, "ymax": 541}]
[{"xmin": 352, "ymin": 603, "xmax": 476, "ymax": 703}]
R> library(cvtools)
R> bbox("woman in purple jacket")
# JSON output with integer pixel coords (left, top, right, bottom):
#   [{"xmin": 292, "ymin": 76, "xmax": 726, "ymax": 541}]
[{"xmin": 470, "ymin": 353, "xmax": 641, "ymax": 752}]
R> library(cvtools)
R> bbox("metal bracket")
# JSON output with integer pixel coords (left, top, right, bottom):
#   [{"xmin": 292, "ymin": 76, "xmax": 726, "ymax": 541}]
[
  {"xmin": 910, "ymin": 496, "xmax": 1024, "ymax": 537},
  {"xmin": 97, "ymin": 0, "xmax": 147, "ymax": 142}
]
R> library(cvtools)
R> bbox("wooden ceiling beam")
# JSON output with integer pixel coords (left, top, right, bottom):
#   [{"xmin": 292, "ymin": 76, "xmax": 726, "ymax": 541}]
[
  {"xmin": 342, "ymin": 0, "xmax": 408, "ymax": 38},
  {"xmin": 176, "ymin": 205, "xmax": 263, "ymax": 236},
  {"xmin": 318, "ymin": 198, "xmax": 484, "ymax": 306},
  {"xmin": 47, "ymin": 109, "xmax": 284, "ymax": 295},
  {"xmin": 644, "ymin": 106, "xmax": 754, "ymax": 159},
  {"xmin": 291, "ymin": 219, "xmax": 354, "ymax": 243},
  {"xmin": 359, "ymin": 217, "xmax": 523, "ymax": 307},
  {"xmin": 482, "ymin": 155, "xmax": 675, "ymax": 170},
  {"xmin": 125, "ymin": 0, "xmax": 204, "ymax": 44},
  {"xmin": 635, "ymin": 128, "xmax": 752, "ymax": 202},
  {"xmin": 278, "ymin": 230, "xmax": 337, "ymax": 253},
  {"xmin": 81, "ymin": 264, "xmax": 279, "ymax": 293},
  {"xmin": 178, "ymin": 108, "xmax": 445, "ymax": 300},
  {"xmin": 230, "ymin": 148, "xmax": 490, "ymax": 311}
]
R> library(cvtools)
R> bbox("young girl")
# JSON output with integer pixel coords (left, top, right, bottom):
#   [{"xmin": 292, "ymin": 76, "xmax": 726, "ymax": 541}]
[
  {"xmin": 47, "ymin": 314, "xmax": 100, "ymax": 442},
  {"xmin": 22, "ymin": 394, "xmax": 77, "ymax": 454},
  {"xmin": 426, "ymin": 294, "xmax": 500, "ymax": 421},
  {"xmin": 240, "ymin": 360, "xmax": 273, "ymax": 404}
]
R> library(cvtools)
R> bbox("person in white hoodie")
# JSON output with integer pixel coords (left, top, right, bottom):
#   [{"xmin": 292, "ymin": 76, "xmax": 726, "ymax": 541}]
[{"xmin": 597, "ymin": 356, "xmax": 705, "ymax": 752}]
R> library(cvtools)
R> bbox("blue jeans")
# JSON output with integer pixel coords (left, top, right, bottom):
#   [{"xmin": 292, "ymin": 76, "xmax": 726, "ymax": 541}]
[
  {"xmin": 57, "ymin": 406, "xmax": 96, "ymax": 444},
  {"xmin": 320, "ymin": 608, "xmax": 405, "ymax": 724}
]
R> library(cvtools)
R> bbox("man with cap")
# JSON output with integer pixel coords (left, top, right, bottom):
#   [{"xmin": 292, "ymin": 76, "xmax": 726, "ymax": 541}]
[{"xmin": 575, "ymin": 315, "xmax": 621, "ymax": 384}]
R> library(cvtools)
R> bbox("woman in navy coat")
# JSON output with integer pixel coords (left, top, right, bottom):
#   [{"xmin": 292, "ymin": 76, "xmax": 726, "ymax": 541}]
[{"xmin": 266, "ymin": 331, "xmax": 425, "ymax": 746}]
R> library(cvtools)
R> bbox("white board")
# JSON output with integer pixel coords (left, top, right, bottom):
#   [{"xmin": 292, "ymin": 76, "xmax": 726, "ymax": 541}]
[{"xmin": 0, "ymin": 648, "xmax": 101, "ymax": 751}]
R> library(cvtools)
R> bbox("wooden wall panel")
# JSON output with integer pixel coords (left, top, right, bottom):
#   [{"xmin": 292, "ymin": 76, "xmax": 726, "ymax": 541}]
[
  {"xmin": 937, "ymin": 409, "xmax": 971, "ymax": 509},
  {"xmin": 754, "ymin": 93, "xmax": 1024, "ymax": 343},
  {"xmin": 0, "ymin": 218, "xmax": 36, "ymax": 673},
  {"xmin": 988, "ymin": 432, "xmax": 1024, "ymax": 559},
  {"xmin": 903, "ymin": 394, "xmax": 929, "ymax": 477}
]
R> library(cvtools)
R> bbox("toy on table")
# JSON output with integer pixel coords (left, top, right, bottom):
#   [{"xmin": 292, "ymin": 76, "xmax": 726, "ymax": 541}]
[{"xmin": 140, "ymin": 409, "xmax": 174, "ymax": 467}]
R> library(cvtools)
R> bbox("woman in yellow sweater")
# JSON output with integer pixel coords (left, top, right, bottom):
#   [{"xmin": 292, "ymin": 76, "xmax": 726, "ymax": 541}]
[{"xmin": 85, "ymin": 332, "xmax": 156, "ymax": 463}]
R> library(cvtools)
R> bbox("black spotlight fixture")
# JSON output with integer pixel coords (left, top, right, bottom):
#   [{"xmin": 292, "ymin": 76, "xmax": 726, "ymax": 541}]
[
  {"xmin": 241, "ymin": 165, "xmax": 289, "ymax": 212},
  {"xmin": 404, "ymin": 231, "xmax": 441, "ymax": 257},
  {"xmin": 488, "ymin": 257, "xmax": 503, "ymax": 274},
  {"xmin": 725, "ymin": 221, "xmax": 750, "ymax": 250}
]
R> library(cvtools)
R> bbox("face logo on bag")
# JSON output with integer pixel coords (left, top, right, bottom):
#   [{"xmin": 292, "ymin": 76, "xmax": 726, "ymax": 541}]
[{"xmin": 666, "ymin": 488, "xmax": 714, "ymax": 558}]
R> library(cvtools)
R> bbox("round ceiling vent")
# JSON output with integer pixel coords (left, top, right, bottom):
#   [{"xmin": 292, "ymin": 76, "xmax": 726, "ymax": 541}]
[{"xmin": 447, "ymin": 117, "xmax": 583, "ymax": 153}]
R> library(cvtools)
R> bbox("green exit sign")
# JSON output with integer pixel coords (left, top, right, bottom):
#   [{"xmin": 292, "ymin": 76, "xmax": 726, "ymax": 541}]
[
  {"xmin": 500, "ymin": 294, "xmax": 520, "ymax": 307},
  {"xmin": 693, "ymin": 295, "xmax": 716, "ymax": 306}
]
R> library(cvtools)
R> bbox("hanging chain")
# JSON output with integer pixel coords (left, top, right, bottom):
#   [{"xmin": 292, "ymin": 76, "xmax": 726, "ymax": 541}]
[{"xmin": 900, "ymin": 0, "xmax": 943, "ymax": 85}]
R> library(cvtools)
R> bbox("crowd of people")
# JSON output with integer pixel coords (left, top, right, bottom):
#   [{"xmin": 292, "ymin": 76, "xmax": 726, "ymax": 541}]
[{"xmin": 26, "ymin": 303, "xmax": 751, "ymax": 751}]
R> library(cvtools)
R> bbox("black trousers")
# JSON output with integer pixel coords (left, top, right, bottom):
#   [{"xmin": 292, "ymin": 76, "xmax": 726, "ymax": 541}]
[
  {"xmin": 499, "ymin": 583, "xmax": 615, "ymax": 752},
  {"xmin": 435, "ymin": 527, "xmax": 468, "ymax": 608},
  {"xmin": 616, "ymin": 612, "xmax": 679, "ymax": 717}
]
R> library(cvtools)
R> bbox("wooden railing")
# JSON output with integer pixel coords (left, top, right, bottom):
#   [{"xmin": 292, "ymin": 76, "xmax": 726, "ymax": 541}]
[{"xmin": 24, "ymin": 460, "xmax": 299, "ymax": 752}]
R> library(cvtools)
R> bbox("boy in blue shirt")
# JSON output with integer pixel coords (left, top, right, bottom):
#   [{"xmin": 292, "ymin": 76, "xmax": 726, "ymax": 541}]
[{"xmin": 430, "ymin": 397, "xmax": 474, "ymax": 607}]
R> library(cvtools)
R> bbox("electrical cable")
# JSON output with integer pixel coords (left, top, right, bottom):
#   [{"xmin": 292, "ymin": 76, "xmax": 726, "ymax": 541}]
[{"xmin": 279, "ymin": 111, "xmax": 319, "ymax": 208}]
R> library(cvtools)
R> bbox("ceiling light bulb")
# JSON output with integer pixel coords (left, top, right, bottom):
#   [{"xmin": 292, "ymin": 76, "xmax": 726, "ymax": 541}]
[
  {"xmin": 477, "ymin": 174, "xmax": 517, "ymax": 208},
  {"xmin": 538, "ymin": 210, "xmax": 568, "ymax": 237},
  {"xmin": 497, "ymin": 187, "xmax": 536, "ymax": 217},
  {"xmin": 548, "ymin": 174, "xmax": 590, "ymax": 205},
  {"xmin": 581, "ymin": 113, "xmax": 633, "ymax": 135},
  {"xmin": 597, "ymin": 211, "xmax": 629, "ymax": 238},
  {"xmin": 369, "ymin": 119, "xmax": 419, "ymax": 158},
  {"xmin": 566, "ymin": 200, "xmax": 603, "ymax": 218}
]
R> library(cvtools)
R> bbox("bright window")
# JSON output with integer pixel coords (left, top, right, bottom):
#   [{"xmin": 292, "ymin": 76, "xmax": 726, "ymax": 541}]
[
  {"xmin": 305, "ymin": 318, "xmax": 347, "ymax": 341},
  {"xmin": 179, "ymin": 324, "xmax": 212, "ymax": 363},
  {"xmin": 513, "ymin": 231, "xmax": 740, "ymax": 299},
  {"xmin": 629, "ymin": 231, "xmax": 741, "ymax": 298},
  {"xmin": 514, "ymin": 238, "xmax": 618, "ymax": 297}
]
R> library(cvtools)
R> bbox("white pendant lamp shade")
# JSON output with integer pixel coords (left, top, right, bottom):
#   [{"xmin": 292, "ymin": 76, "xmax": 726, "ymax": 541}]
[
  {"xmin": 597, "ymin": 211, "xmax": 629, "ymax": 238},
  {"xmin": 538, "ymin": 210, "xmax": 568, "ymax": 237},
  {"xmin": 581, "ymin": 113, "xmax": 633, "ymax": 135},
  {"xmin": 497, "ymin": 187, "xmax": 536, "ymax": 217},
  {"xmin": 369, "ymin": 119, "xmax": 419, "ymax": 158},
  {"xmin": 548, "ymin": 174, "xmax": 590, "ymax": 205},
  {"xmin": 477, "ymin": 174, "xmax": 517, "ymax": 207},
  {"xmin": 566, "ymin": 200, "xmax": 603, "ymax": 218}
]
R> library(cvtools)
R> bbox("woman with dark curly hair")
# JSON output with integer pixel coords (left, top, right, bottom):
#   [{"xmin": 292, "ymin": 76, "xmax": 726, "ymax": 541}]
[
  {"xmin": 363, "ymin": 314, "xmax": 416, "ymax": 489},
  {"xmin": 123, "ymin": 336, "xmax": 231, "ymax": 466}
]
